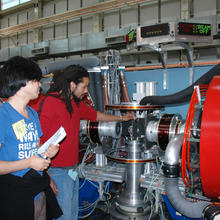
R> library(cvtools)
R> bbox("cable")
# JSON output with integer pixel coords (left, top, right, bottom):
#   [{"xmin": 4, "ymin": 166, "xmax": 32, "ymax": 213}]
[
  {"xmin": 181, "ymin": 87, "xmax": 199, "ymax": 188},
  {"xmin": 181, "ymin": 85, "xmax": 208, "ymax": 189},
  {"xmin": 79, "ymin": 178, "xmax": 86, "ymax": 190},
  {"xmin": 148, "ymin": 200, "xmax": 154, "ymax": 220},
  {"xmin": 78, "ymin": 199, "xmax": 100, "ymax": 219}
]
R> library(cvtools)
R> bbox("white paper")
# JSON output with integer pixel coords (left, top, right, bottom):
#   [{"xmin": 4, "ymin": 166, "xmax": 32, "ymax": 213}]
[{"xmin": 38, "ymin": 126, "xmax": 66, "ymax": 154}]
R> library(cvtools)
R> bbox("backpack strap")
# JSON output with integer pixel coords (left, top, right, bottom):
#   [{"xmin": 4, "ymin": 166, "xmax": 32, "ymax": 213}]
[{"xmin": 37, "ymin": 94, "xmax": 63, "ymax": 117}]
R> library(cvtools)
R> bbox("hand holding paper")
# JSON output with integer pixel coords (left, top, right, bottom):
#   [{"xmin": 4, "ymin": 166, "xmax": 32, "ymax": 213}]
[{"xmin": 38, "ymin": 126, "xmax": 66, "ymax": 154}]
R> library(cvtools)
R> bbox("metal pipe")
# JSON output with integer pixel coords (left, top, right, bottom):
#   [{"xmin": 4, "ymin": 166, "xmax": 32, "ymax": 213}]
[
  {"xmin": 39, "ymin": 57, "xmax": 100, "ymax": 75},
  {"xmin": 116, "ymin": 140, "xmax": 148, "ymax": 214},
  {"xmin": 94, "ymin": 72, "xmax": 103, "ymax": 112},
  {"xmin": 140, "ymin": 63, "xmax": 220, "ymax": 105},
  {"xmin": 164, "ymin": 134, "xmax": 211, "ymax": 219},
  {"xmin": 125, "ymin": 60, "xmax": 220, "ymax": 71},
  {"xmin": 164, "ymin": 134, "xmax": 183, "ymax": 165},
  {"xmin": 120, "ymin": 70, "xmax": 131, "ymax": 102},
  {"xmin": 88, "ymin": 72, "xmax": 98, "ymax": 109},
  {"xmin": 102, "ymin": 70, "xmax": 109, "ymax": 110}
]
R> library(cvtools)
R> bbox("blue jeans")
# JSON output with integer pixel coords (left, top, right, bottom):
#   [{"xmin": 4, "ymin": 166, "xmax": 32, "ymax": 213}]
[{"xmin": 48, "ymin": 167, "xmax": 79, "ymax": 220}]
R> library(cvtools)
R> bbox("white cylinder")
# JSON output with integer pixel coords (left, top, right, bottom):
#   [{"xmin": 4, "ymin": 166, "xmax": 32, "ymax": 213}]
[
  {"xmin": 135, "ymin": 81, "xmax": 157, "ymax": 96},
  {"xmin": 144, "ymin": 82, "xmax": 157, "ymax": 96},
  {"xmin": 133, "ymin": 81, "xmax": 157, "ymax": 103}
]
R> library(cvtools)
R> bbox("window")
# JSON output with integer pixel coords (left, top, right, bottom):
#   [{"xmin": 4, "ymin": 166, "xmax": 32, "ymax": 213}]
[{"xmin": 1, "ymin": 0, "xmax": 30, "ymax": 10}]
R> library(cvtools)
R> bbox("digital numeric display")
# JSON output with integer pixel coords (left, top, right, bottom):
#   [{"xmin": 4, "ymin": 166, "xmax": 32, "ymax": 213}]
[
  {"xmin": 141, "ymin": 23, "xmax": 170, "ymax": 38},
  {"xmin": 178, "ymin": 22, "xmax": 211, "ymax": 36}
]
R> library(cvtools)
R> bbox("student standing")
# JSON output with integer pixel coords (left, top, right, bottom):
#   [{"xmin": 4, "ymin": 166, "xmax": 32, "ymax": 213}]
[
  {"xmin": 0, "ymin": 56, "xmax": 61, "ymax": 220},
  {"xmin": 36, "ymin": 65, "xmax": 135, "ymax": 220}
]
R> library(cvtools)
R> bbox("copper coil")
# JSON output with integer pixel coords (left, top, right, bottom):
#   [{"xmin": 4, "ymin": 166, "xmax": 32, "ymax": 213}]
[
  {"xmin": 106, "ymin": 149, "xmax": 156, "ymax": 164},
  {"xmin": 158, "ymin": 114, "xmax": 173, "ymax": 151},
  {"xmin": 106, "ymin": 154, "xmax": 156, "ymax": 164},
  {"xmin": 105, "ymin": 104, "xmax": 164, "ymax": 111},
  {"xmin": 86, "ymin": 121, "xmax": 101, "ymax": 144}
]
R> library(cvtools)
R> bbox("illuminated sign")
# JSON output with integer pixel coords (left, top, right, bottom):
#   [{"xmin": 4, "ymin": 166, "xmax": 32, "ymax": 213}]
[
  {"xmin": 126, "ymin": 30, "xmax": 136, "ymax": 44},
  {"xmin": 137, "ymin": 21, "xmax": 212, "ymax": 46},
  {"xmin": 178, "ymin": 22, "xmax": 211, "ymax": 36},
  {"xmin": 140, "ymin": 23, "xmax": 170, "ymax": 38}
]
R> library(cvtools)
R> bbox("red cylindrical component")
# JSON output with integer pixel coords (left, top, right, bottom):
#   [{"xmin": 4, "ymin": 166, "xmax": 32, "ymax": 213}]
[{"xmin": 200, "ymin": 75, "xmax": 220, "ymax": 199}]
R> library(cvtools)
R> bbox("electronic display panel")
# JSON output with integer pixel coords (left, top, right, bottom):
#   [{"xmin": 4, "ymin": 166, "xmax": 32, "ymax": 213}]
[
  {"xmin": 141, "ymin": 23, "xmax": 170, "ymax": 38},
  {"xmin": 178, "ymin": 22, "xmax": 211, "ymax": 36}
]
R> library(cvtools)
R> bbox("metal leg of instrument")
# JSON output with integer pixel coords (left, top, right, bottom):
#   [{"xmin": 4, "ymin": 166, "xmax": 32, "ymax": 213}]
[{"xmin": 112, "ymin": 140, "xmax": 151, "ymax": 219}]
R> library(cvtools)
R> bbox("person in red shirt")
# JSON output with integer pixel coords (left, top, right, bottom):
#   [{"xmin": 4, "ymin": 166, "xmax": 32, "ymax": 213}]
[{"xmin": 35, "ymin": 65, "xmax": 135, "ymax": 220}]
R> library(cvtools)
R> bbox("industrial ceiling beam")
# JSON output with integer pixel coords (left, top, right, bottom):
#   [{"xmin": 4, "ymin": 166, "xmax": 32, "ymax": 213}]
[
  {"xmin": 181, "ymin": 0, "xmax": 191, "ymax": 19},
  {"xmin": 0, "ymin": 0, "xmax": 149, "ymax": 38}
]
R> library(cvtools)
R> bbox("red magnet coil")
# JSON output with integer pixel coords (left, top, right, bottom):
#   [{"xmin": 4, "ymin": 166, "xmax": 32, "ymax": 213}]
[{"xmin": 200, "ymin": 75, "xmax": 220, "ymax": 199}]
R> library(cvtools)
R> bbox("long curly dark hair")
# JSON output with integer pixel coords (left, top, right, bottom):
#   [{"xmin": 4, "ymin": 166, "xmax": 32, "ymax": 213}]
[{"xmin": 48, "ymin": 64, "xmax": 89, "ymax": 116}]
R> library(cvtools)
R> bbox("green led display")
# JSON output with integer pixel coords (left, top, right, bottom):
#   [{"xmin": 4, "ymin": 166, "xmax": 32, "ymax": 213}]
[{"xmin": 178, "ymin": 22, "xmax": 211, "ymax": 36}]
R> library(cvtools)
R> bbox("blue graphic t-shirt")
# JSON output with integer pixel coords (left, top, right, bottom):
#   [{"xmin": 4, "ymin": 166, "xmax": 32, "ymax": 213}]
[{"xmin": 0, "ymin": 102, "xmax": 43, "ymax": 177}]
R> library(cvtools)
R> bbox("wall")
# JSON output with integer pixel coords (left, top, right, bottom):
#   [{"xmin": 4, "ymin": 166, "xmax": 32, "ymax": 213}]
[
  {"xmin": 0, "ymin": 0, "xmax": 219, "ymax": 65},
  {"xmin": 124, "ymin": 65, "xmax": 214, "ymax": 118}
]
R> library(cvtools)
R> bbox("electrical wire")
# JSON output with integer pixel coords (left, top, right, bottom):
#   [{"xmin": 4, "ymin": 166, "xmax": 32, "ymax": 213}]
[
  {"xmin": 181, "ymin": 87, "xmax": 198, "ymax": 188},
  {"xmin": 181, "ymin": 85, "xmax": 208, "ymax": 189},
  {"xmin": 79, "ymin": 198, "xmax": 99, "ymax": 211},
  {"xmin": 79, "ymin": 178, "xmax": 86, "ymax": 190},
  {"xmin": 159, "ymin": 201, "xmax": 167, "ymax": 220},
  {"xmin": 79, "ymin": 143, "xmax": 112, "ymax": 218},
  {"xmin": 144, "ymin": 170, "xmax": 161, "ymax": 201},
  {"xmin": 148, "ymin": 200, "xmax": 154, "ymax": 220},
  {"xmin": 78, "ymin": 199, "xmax": 100, "ymax": 219}
]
